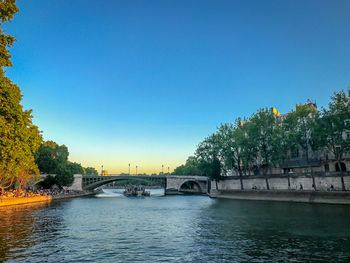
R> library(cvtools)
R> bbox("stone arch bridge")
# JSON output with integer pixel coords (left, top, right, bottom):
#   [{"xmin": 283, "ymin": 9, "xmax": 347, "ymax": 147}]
[{"xmin": 67, "ymin": 174, "xmax": 209, "ymax": 195}]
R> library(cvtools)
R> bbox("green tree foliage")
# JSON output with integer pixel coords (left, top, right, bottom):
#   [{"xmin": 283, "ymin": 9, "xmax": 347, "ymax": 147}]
[
  {"xmin": 35, "ymin": 141, "xmax": 83, "ymax": 187},
  {"xmin": 201, "ymin": 157, "xmax": 221, "ymax": 181},
  {"xmin": 0, "ymin": 1, "xmax": 42, "ymax": 192},
  {"xmin": 245, "ymin": 109, "xmax": 284, "ymax": 189},
  {"xmin": 85, "ymin": 167, "xmax": 98, "ymax": 176},
  {"xmin": 66, "ymin": 162, "xmax": 85, "ymax": 175},
  {"xmin": 54, "ymin": 168, "xmax": 74, "ymax": 188},
  {"xmin": 36, "ymin": 140, "xmax": 98, "ymax": 188},
  {"xmin": 248, "ymin": 109, "xmax": 284, "ymax": 174},
  {"xmin": 35, "ymin": 141, "xmax": 69, "ymax": 174},
  {"xmin": 314, "ymin": 90, "xmax": 350, "ymax": 190},
  {"xmin": 193, "ymin": 135, "xmax": 222, "ymax": 188},
  {"xmin": 287, "ymin": 103, "xmax": 319, "ymax": 163},
  {"xmin": 215, "ymin": 120, "xmax": 248, "ymax": 189},
  {"xmin": 173, "ymin": 156, "xmax": 201, "ymax": 175}
]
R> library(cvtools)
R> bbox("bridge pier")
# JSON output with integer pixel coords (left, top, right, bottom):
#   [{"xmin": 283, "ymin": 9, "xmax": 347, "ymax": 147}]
[
  {"xmin": 165, "ymin": 176, "xmax": 209, "ymax": 195},
  {"xmin": 66, "ymin": 174, "xmax": 83, "ymax": 191}
]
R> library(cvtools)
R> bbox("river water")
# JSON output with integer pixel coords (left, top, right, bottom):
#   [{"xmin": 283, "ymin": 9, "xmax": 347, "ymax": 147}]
[{"xmin": 1, "ymin": 189, "xmax": 350, "ymax": 262}]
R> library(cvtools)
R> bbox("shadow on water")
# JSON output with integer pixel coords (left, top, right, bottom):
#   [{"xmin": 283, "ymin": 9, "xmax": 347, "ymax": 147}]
[{"xmin": 194, "ymin": 199, "xmax": 350, "ymax": 262}]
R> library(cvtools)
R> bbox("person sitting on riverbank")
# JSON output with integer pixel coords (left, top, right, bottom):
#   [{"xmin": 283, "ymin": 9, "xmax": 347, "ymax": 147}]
[
  {"xmin": 0, "ymin": 189, "xmax": 41, "ymax": 199},
  {"xmin": 1, "ymin": 187, "xmax": 81, "ymax": 200}
]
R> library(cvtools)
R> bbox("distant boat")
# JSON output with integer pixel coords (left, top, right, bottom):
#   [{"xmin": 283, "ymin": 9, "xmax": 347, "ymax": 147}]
[{"xmin": 123, "ymin": 185, "xmax": 150, "ymax": 197}]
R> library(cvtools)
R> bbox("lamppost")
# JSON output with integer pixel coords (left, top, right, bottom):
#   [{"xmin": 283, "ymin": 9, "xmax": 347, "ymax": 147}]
[
  {"xmin": 101, "ymin": 165, "xmax": 103, "ymax": 176},
  {"xmin": 162, "ymin": 164, "xmax": 164, "ymax": 175},
  {"xmin": 128, "ymin": 163, "xmax": 130, "ymax": 176},
  {"xmin": 136, "ymin": 165, "xmax": 138, "ymax": 176},
  {"xmin": 168, "ymin": 166, "xmax": 170, "ymax": 175}
]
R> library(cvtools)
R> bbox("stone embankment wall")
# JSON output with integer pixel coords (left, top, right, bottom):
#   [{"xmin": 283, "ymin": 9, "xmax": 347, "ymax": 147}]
[
  {"xmin": 0, "ymin": 196, "xmax": 52, "ymax": 207},
  {"xmin": 210, "ymin": 190, "xmax": 350, "ymax": 204},
  {"xmin": 214, "ymin": 173, "xmax": 350, "ymax": 191},
  {"xmin": 210, "ymin": 173, "xmax": 350, "ymax": 204}
]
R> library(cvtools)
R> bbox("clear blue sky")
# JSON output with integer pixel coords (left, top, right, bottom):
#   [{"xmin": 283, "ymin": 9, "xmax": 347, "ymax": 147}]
[{"xmin": 5, "ymin": 0, "xmax": 350, "ymax": 174}]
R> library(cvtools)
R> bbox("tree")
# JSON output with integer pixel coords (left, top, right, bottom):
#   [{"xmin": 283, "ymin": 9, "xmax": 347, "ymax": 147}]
[
  {"xmin": 314, "ymin": 90, "xmax": 350, "ymax": 190},
  {"xmin": 248, "ymin": 108, "xmax": 283, "ymax": 189},
  {"xmin": 285, "ymin": 103, "xmax": 319, "ymax": 188},
  {"xmin": 66, "ymin": 162, "xmax": 85, "ymax": 175},
  {"xmin": 0, "ymin": 1, "xmax": 42, "ymax": 193},
  {"xmin": 204, "ymin": 157, "xmax": 222, "ymax": 188},
  {"xmin": 35, "ymin": 141, "xmax": 76, "ymax": 187},
  {"xmin": 173, "ymin": 156, "xmax": 201, "ymax": 175},
  {"xmin": 239, "ymin": 120, "xmax": 258, "ymax": 175},
  {"xmin": 289, "ymin": 103, "xmax": 319, "ymax": 164},
  {"xmin": 55, "ymin": 167, "xmax": 75, "ymax": 187},
  {"xmin": 35, "ymin": 141, "xmax": 69, "ymax": 174},
  {"xmin": 280, "ymin": 113, "xmax": 300, "ymax": 188},
  {"xmin": 216, "ymin": 120, "xmax": 247, "ymax": 189},
  {"xmin": 195, "ymin": 134, "xmax": 222, "ymax": 189},
  {"xmin": 85, "ymin": 167, "xmax": 98, "ymax": 176}
]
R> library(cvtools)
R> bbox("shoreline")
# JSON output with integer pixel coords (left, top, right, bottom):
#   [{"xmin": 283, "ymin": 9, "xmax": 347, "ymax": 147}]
[
  {"xmin": 210, "ymin": 189, "xmax": 350, "ymax": 205},
  {"xmin": 0, "ymin": 195, "xmax": 52, "ymax": 207},
  {"xmin": 0, "ymin": 191, "xmax": 96, "ymax": 207},
  {"xmin": 51, "ymin": 191, "xmax": 96, "ymax": 200}
]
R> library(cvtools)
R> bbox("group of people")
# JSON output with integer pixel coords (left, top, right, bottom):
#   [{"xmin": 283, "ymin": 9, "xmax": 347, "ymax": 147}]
[
  {"xmin": 0, "ymin": 188, "xmax": 77, "ymax": 199},
  {"xmin": 0, "ymin": 189, "xmax": 42, "ymax": 199}
]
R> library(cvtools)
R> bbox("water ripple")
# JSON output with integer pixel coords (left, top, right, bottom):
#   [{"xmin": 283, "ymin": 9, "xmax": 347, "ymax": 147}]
[{"xmin": 1, "ymin": 190, "xmax": 350, "ymax": 262}]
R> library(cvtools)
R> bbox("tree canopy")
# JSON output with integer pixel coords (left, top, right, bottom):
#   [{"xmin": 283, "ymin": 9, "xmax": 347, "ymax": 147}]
[
  {"xmin": 35, "ymin": 140, "xmax": 94, "ymax": 187},
  {"xmin": 0, "ymin": 0, "xmax": 42, "ymax": 192}
]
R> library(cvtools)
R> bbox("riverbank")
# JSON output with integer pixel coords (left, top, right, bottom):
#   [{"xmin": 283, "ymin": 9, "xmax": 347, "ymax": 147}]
[
  {"xmin": 210, "ymin": 189, "xmax": 350, "ymax": 205},
  {"xmin": 0, "ymin": 195, "xmax": 52, "ymax": 207},
  {"xmin": 0, "ymin": 191, "xmax": 96, "ymax": 207}
]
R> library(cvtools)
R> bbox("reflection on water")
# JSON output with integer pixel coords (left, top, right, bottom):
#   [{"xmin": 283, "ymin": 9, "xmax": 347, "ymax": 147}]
[
  {"xmin": 0, "ymin": 202, "xmax": 63, "ymax": 262},
  {"xmin": 96, "ymin": 188, "xmax": 165, "ymax": 198},
  {"xmin": 1, "ymin": 191, "xmax": 350, "ymax": 262}
]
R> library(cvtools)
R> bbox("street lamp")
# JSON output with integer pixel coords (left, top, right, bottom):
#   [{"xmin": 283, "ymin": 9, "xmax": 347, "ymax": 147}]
[
  {"xmin": 128, "ymin": 163, "xmax": 130, "ymax": 176},
  {"xmin": 162, "ymin": 164, "xmax": 164, "ymax": 175},
  {"xmin": 136, "ymin": 165, "xmax": 138, "ymax": 176},
  {"xmin": 101, "ymin": 165, "xmax": 104, "ymax": 176},
  {"xmin": 168, "ymin": 166, "xmax": 170, "ymax": 175}
]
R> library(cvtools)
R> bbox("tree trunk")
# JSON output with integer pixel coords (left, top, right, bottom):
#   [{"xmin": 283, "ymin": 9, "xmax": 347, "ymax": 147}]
[
  {"xmin": 340, "ymin": 172, "xmax": 346, "ymax": 191},
  {"xmin": 287, "ymin": 174, "xmax": 291, "ymax": 190},
  {"xmin": 337, "ymin": 160, "xmax": 346, "ymax": 191},
  {"xmin": 239, "ymin": 175, "xmax": 244, "ymax": 190},
  {"xmin": 215, "ymin": 179, "xmax": 219, "ymax": 191},
  {"xmin": 311, "ymin": 170, "xmax": 316, "ymax": 191},
  {"xmin": 239, "ymin": 171, "xmax": 244, "ymax": 190},
  {"xmin": 0, "ymin": 176, "xmax": 14, "ymax": 194},
  {"xmin": 264, "ymin": 168, "xmax": 270, "ymax": 190},
  {"xmin": 265, "ymin": 176, "xmax": 270, "ymax": 190}
]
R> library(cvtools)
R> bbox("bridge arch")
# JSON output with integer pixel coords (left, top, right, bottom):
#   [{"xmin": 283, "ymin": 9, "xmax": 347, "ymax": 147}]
[
  {"xmin": 83, "ymin": 177, "xmax": 165, "ymax": 191},
  {"xmin": 179, "ymin": 180, "xmax": 202, "ymax": 193},
  {"xmin": 67, "ymin": 174, "xmax": 208, "ymax": 194}
]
